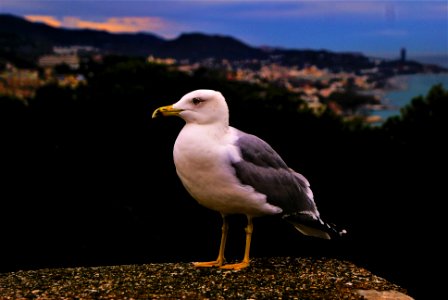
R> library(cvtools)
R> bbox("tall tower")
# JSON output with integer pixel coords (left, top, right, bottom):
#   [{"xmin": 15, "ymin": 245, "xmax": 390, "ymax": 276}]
[{"xmin": 400, "ymin": 47, "xmax": 406, "ymax": 62}]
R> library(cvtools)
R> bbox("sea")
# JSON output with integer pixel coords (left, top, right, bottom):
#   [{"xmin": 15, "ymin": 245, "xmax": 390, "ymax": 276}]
[{"xmin": 368, "ymin": 73, "xmax": 448, "ymax": 123}]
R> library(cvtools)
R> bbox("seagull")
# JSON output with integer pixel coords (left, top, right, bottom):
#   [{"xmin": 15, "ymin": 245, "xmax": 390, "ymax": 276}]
[{"xmin": 152, "ymin": 89, "xmax": 346, "ymax": 270}]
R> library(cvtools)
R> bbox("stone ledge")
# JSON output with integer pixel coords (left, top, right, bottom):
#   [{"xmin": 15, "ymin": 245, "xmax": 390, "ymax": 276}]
[{"xmin": 0, "ymin": 257, "xmax": 412, "ymax": 299}]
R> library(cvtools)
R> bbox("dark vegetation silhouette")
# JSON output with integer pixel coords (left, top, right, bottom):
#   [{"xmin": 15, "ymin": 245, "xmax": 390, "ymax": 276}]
[{"xmin": 1, "ymin": 57, "xmax": 446, "ymax": 299}]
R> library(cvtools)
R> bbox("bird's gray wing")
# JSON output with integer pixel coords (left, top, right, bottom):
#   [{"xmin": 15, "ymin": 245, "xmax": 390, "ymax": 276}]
[{"xmin": 230, "ymin": 129, "xmax": 319, "ymax": 216}]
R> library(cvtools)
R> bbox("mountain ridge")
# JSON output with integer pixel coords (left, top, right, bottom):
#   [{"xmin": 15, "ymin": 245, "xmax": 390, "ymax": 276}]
[
  {"xmin": 1, "ymin": 13, "xmax": 446, "ymax": 74},
  {"xmin": 0, "ymin": 14, "xmax": 372, "ymax": 67}
]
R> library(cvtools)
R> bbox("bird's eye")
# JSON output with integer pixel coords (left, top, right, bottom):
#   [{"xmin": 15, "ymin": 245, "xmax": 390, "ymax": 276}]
[{"xmin": 192, "ymin": 97, "xmax": 202, "ymax": 105}]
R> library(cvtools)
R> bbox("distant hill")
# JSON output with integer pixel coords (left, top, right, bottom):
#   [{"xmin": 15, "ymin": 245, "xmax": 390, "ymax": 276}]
[
  {"xmin": 157, "ymin": 32, "xmax": 263, "ymax": 60},
  {"xmin": 1, "ymin": 13, "xmax": 446, "ymax": 73},
  {"xmin": 0, "ymin": 14, "xmax": 369, "ymax": 66},
  {"xmin": 0, "ymin": 14, "xmax": 264, "ymax": 62},
  {"xmin": 0, "ymin": 14, "xmax": 164, "ymax": 64}
]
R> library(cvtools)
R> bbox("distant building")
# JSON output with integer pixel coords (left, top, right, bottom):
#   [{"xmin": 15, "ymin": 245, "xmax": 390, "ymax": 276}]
[
  {"xmin": 400, "ymin": 48, "xmax": 406, "ymax": 62},
  {"xmin": 0, "ymin": 65, "xmax": 40, "ymax": 99},
  {"xmin": 147, "ymin": 55, "xmax": 176, "ymax": 65},
  {"xmin": 38, "ymin": 54, "xmax": 80, "ymax": 70},
  {"xmin": 37, "ymin": 46, "xmax": 100, "ymax": 70},
  {"xmin": 53, "ymin": 45, "xmax": 97, "ymax": 55}
]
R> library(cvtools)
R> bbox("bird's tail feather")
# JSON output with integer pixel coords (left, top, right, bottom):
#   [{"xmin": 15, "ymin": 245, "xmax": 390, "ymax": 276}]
[{"xmin": 283, "ymin": 213, "xmax": 347, "ymax": 240}]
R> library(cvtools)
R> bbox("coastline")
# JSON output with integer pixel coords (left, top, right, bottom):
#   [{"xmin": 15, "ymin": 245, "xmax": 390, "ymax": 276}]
[{"xmin": 365, "ymin": 72, "xmax": 448, "ymax": 124}]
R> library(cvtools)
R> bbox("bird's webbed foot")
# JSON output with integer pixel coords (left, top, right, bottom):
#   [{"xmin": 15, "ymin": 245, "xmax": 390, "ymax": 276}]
[
  {"xmin": 219, "ymin": 261, "xmax": 250, "ymax": 270},
  {"xmin": 192, "ymin": 259, "xmax": 225, "ymax": 268}
]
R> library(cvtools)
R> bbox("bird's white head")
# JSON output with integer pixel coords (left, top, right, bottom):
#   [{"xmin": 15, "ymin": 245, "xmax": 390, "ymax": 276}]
[{"xmin": 152, "ymin": 89, "xmax": 229, "ymax": 126}]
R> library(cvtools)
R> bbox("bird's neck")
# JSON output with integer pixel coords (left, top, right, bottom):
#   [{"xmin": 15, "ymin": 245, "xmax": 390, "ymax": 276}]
[{"xmin": 183, "ymin": 122, "xmax": 229, "ymax": 141}]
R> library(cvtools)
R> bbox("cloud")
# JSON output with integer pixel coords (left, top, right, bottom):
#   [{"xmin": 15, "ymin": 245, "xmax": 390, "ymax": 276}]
[
  {"xmin": 235, "ymin": 1, "xmax": 447, "ymax": 21},
  {"xmin": 236, "ymin": 2, "xmax": 386, "ymax": 19},
  {"xmin": 24, "ymin": 15, "xmax": 62, "ymax": 28},
  {"xmin": 63, "ymin": 17, "xmax": 168, "ymax": 33},
  {"xmin": 24, "ymin": 15, "xmax": 169, "ymax": 34}
]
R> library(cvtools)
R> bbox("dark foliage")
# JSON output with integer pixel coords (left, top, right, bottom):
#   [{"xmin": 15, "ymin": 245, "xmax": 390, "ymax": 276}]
[{"xmin": 324, "ymin": 91, "xmax": 378, "ymax": 113}]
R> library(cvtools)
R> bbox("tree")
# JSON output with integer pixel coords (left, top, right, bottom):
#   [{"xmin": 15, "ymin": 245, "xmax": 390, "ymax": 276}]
[{"xmin": 382, "ymin": 84, "xmax": 448, "ymax": 150}]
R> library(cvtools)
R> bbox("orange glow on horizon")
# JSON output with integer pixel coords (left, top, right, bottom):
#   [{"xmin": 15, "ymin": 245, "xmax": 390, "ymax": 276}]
[
  {"xmin": 24, "ymin": 15, "xmax": 167, "ymax": 33},
  {"xmin": 24, "ymin": 15, "xmax": 61, "ymax": 28}
]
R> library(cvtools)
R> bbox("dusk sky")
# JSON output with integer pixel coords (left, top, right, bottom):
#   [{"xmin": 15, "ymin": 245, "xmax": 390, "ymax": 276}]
[{"xmin": 1, "ymin": 0, "xmax": 447, "ymax": 62}]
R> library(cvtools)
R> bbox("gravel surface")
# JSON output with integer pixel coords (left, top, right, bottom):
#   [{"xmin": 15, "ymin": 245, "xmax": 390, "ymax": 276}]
[{"xmin": 0, "ymin": 257, "xmax": 410, "ymax": 299}]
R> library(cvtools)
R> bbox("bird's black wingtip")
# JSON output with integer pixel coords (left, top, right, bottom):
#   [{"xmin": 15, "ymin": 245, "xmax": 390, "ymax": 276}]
[
  {"xmin": 325, "ymin": 222, "xmax": 348, "ymax": 240},
  {"xmin": 283, "ymin": 213, "xmax": 348, "ymax": 240}
]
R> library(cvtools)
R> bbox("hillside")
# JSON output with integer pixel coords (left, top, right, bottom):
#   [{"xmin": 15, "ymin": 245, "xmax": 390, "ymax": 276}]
[
  {"xmin": 0, "ymin": 14, "xmax": 381, "ymax": 70},
  {"xmin": 3, "ymin": 13, "xmax": 447, "ymax": 75},
  {"xmin": 0, "ymin": 14, "xmax": 163, "ymax": 62}
]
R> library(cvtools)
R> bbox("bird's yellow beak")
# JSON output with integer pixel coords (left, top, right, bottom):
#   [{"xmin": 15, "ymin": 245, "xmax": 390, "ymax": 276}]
[{"xmin": 152, "ymin": 105, "xmax": 183, "ymax": 118}]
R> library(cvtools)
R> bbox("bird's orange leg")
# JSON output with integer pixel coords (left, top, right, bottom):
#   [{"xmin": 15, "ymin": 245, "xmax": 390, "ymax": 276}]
[
  {"xmin": 220, "ymin": 216, "xmax": 253, "ymax": 270},
  {"xmin": 193, "ymin": 215, "xmax": 228, "ymax": 268}
]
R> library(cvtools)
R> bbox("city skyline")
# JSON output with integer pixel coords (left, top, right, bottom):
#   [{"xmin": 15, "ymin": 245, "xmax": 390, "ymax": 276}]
[{"xmin": 1, "ymin": 1, "xmax": 447, "ymax": 63}]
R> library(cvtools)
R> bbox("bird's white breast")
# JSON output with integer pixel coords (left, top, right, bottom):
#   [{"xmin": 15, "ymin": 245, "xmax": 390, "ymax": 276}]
[{"xmin": 173, "ymin": 124, "xmax": 281, "ymax": 216}]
